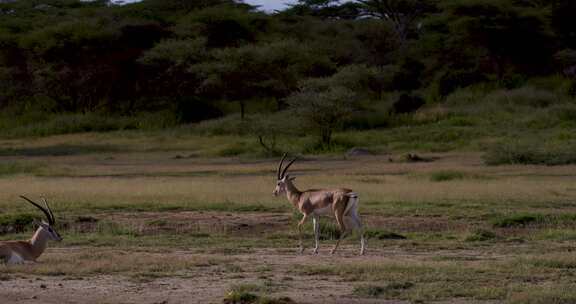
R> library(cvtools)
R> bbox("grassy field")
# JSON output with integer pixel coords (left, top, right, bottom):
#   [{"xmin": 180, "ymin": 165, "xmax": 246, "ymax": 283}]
[{"xmin": 2, "ymin": 132, "xmax": 576, "ymax": 303}]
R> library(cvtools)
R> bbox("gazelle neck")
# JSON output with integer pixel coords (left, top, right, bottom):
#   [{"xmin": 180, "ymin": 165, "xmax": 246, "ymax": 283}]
[
  {"xmin": 28, "ymin": 227, "xmax": 50, "ymax": 259},
  {"xmin": 285, "ymin": 180, "xmax": 302, "ymax": 207}
]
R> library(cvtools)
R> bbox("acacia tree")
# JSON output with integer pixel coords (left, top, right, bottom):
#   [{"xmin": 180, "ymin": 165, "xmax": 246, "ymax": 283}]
[
  {"xmin": 415, "ymin": 0, "xmax": 555, "ymax": 97},
  {"xmin": 287, "ymin": 85, "xmax": 357, "ymax": 146},
  {"xmin": 281, "ymin": 0, "xmax": 361, "ymax": 19},
  {"xmin": 356, "ymin": 0, "xmax": 437, "ymax": 43},
  {"xmin": 191, "ymin": 39, "xmax": 335, "ymax": 117}
]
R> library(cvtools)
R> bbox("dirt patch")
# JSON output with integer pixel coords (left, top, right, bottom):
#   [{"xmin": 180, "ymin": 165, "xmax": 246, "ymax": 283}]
[
  {"xmin": 75, "ymin": 211, "xmax": 294, "ymax": 236},
  {"xmin": 67, "ymin": 211, "xmax": 474, "ymax": 237},
  {"xmin": 0, "ymin": 247, "xmax": 507, "ymax": 304}
]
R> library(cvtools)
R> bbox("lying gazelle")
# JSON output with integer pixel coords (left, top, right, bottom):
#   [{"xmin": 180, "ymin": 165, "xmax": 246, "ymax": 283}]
[
  {"xmin": 0, "ymin": 196, "xmax": 63, "ymax": 265},
  {"xmin": 273, "ymin": 154, "xmax": 365, "ymax": 255}
]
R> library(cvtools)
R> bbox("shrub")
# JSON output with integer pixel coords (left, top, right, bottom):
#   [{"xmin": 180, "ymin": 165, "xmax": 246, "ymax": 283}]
[
  {"xmin": 482, "ymin": 87, "xmax": 560, "ymax": 108},
  {"xmin": 287, "ymin": 85, "xmax": 357, "ymax": 146},
  {"xmin": 0, "ymin": 213, "xmax": 36, "ymax": 234},
  {"xmin": 484, "ymin": 140, "xmax": 576, "ymax": 166},
  {"xmin": 224, "ymin": 290, "xmax": 259, "ymax": 304},
  {"xmin": 391, "ymin": 93, "xmax": 425, "ymax": 114}
]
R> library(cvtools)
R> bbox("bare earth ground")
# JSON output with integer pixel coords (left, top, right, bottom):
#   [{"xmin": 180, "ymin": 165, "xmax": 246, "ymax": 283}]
[
  {"xmin": 0, "ymin": 245, "xmax": 508, "ymax": 304},
  {"xmin": 2, "ymin": 141, "xmax": 576, "ymax": 303}
]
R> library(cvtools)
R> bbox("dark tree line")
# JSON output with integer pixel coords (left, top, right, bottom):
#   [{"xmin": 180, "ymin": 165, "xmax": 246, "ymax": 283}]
[{"xmin": 1, "ymin": 0, "xmax": 575, "ymax": 134}]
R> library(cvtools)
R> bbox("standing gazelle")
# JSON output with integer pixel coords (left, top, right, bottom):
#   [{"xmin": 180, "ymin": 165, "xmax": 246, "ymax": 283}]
[
  {"xmin": 0, "ymin": 196, "xmax": 63, "ymax": 265},
  {"xmin": 273, "ymin": 154, "xmax": 366, "ymax": 255}
]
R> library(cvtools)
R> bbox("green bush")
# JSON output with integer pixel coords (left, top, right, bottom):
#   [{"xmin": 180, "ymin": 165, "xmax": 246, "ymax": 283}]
[
  {"xmin": 484, "ymin": 140, "xmax": 576, "ymax": 166},
  {"xmin": 482, "ymin": 87, "xmax": 560, "ymax": 108},
  {"xmin": 0, "ymin": 213, "xmax": 36, "ymax": 234}
]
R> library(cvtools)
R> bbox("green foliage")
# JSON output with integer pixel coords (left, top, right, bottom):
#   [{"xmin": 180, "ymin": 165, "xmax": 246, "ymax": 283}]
[
  {"xmin": 484, "ymin": 140, "xmax": 576, "ymax": 166},
  {"xmin": 224, "ymin": 290, "xmax": 259, "ymax": 304},
  {"xmin": 0, "ymin": 112, "xmax": 178, "ymax": 137},
  {"xmin": 139, "ymin": 38, "xmax": 208, "ymax": 67},
  {"xmin": 1, "ymin": 0, "xmax": 576, "ymax": 150},
  {"xmin": 287, "ymin": 78, "xmax": 358, "ymax": 145},
  {"xmin": 0, "ymin": 213, "xmax": 36, "ymax": 234},
  {"xmin": 483, "ymin": 87, "xmax": 561, "ymax": 108}
]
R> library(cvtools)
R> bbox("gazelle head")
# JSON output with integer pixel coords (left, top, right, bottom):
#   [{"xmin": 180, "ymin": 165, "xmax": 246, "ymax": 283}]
[
  {"xmin": 273, "ymin": 153, "xmax": 297, "ymax": 196},
  {"xmin": 20, "ymin": 195, "xmax": 63, "ymax": 242}
]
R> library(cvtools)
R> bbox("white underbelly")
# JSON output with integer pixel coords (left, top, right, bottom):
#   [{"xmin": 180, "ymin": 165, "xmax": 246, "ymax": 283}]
[
  {"xmin": 7, "ymin": 253, "xmax": 24, "ymax": 265},
  {"xmin": 313, "ymin": 206, "xmax": 334, "ymax": 217}
]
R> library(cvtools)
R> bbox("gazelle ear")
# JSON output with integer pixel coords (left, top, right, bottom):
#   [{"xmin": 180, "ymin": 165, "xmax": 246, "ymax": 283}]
[{"xmin": 288, "ymin": 176, "xmax": 296, "ymax": 181}]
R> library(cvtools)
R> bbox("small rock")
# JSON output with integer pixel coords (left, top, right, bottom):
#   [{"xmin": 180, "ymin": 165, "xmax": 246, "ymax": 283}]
[{"xmin": 40, "ymin": 284, "xmax": 47, "ymax": 289}]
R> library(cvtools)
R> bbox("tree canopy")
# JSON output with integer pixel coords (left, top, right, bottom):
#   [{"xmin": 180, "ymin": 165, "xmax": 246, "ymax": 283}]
[{"xmin": 1, "ymin": 0, "xmax": 575, "ymax": 142}]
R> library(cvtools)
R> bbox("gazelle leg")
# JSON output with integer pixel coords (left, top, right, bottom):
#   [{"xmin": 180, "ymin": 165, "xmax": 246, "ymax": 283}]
[
  {"xmin": 350, "ymin": 213, "xmax": 366, "ymax": 255},
  {"xmin": 312, "ymin": 216, "xmax": 320, "ymax": 254},
  {"xmin": 331, "ymin": 212, "xmax": 347, "ymax": 255},
  {"xmin": 297, "ymin": 214, "xmax": 308, "ymax": 254}
]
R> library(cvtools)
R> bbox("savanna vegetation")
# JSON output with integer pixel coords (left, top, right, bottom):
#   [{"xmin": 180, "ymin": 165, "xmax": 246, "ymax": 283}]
[
  {"xmin": 2, "ymin": 1, "xmax": 576, "ymax": 303},
  {"xmin": 0, "ymin": 0, "xmax": 575, "ymax": 159}
]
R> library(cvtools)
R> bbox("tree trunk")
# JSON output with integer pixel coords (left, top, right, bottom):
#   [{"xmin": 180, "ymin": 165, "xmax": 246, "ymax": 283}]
[
  {"xmin": 240, "ymin": 100, "xmax": 245, "ymax": 120},
  {"xmin": 321, "ymin": 128, "xmax": 332, "ymax": 146}
]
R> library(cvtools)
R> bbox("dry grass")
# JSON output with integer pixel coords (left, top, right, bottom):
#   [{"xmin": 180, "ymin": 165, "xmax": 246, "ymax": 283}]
[
  {"xmin": 2, "ymin": 135, "xmax": 576, "ymax": 303},
  {"xmin": 2, "ymin": 249, "xmax": 232, "ymax": 278},
  {"xmin": 0, "ymin": 151, "xmax": 575, "ymax": 217}
]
